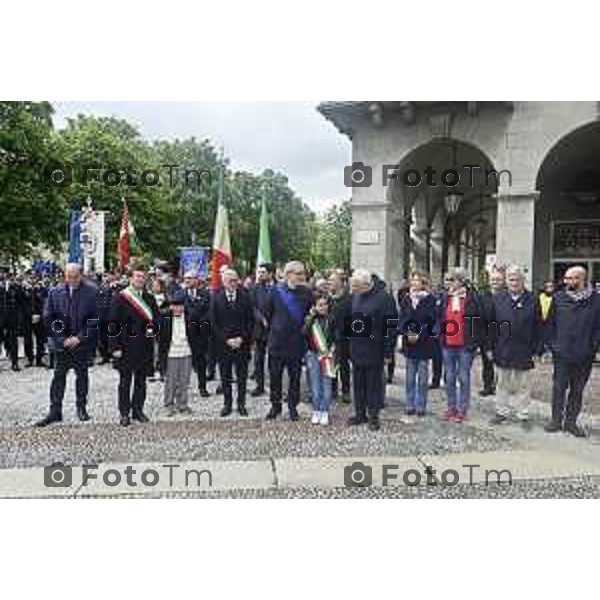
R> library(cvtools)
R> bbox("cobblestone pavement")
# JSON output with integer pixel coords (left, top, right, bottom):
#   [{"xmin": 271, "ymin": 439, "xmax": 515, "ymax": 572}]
[{"xmin": 1, "ymin": 353, "xmax": 599, "ymax": 498}]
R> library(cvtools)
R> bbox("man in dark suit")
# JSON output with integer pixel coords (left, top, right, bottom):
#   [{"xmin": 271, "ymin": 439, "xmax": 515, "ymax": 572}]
[
  {"xmin": 264, "ymin": 261, "xmax": 313, "ymax": 421},
  {"xmin": 0, "ymin": 267, "xmax": 24, "ymax": 371},
  {"xmin": 108, "ymin": 263, "xmax": 160, "ymax": 427},
  {"xmin": 250, "ymin": 262, "xmax": 275, "ymax": 397},
  {"xmin": 328, "ymin": 270, "xmax": 352, "ymax": 403},
  {"xmin": 182, "ymin": 270, "xmax": 212, "ymax": 397},
  {"xmin": 212, "ymin": 268, "xmax": 254, "ymax": 417},
  {"xmin": 346, "ymin": 269, "xmax": 398, "ymax": 431},
  {"xmin": 35, "ymin": 263, "xmax": 99, "ymax": 427}
]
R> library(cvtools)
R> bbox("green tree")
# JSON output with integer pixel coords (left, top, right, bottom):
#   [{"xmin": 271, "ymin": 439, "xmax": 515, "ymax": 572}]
[{"xmin": 0, "ymin": 101, "xmax": 63, "ymax": 264}]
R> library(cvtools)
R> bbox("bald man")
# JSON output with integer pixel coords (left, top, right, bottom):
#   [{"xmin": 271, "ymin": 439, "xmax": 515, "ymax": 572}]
[
  {"xmin": 36, "ymin": 264, "xmax": 99, "ymax": 427},
  {"xmin": 545, "ymin": 266, "xmax": 600, "ymax": 437}
]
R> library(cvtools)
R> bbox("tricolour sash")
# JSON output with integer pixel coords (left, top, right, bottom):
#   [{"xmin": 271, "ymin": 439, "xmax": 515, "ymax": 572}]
[
  {"xmin": 310, "ymin": 319, "xmax": 337, "ymax": 379},
  {"xmin": 120, "ymin": 287, "xmax": 154, "ymax": 323},
  {"xmin": 275, "ymin": 283, "xmax": 305, "ymax": 328}
]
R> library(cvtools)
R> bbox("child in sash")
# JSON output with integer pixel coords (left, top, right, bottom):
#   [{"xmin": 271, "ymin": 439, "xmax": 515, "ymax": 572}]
[{"xmin": 303, "ymin": 292, "xmax": 337, "ymax": 425}]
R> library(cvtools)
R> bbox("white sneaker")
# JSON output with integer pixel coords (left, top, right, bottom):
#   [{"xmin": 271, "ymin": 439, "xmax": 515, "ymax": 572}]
[
  {"xmin": 320, "ymin": 412, "xmax": 330, "ymax": 425},
  {"xmin": 311, "ymin": 411, "xmax": 321, "ymax": 424}
]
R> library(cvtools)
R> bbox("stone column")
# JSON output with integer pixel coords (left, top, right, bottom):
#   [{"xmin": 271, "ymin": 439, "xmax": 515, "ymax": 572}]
[
  {"xmin": 495, "ymin": 193, "xmax": 538, "ymax": 286},
  {"xmin": 430, "ymin": 230, "xmax": 444, "ymax": 283}
]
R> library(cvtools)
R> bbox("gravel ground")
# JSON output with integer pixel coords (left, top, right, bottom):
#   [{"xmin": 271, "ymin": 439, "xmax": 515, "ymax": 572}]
[
  {"xmin": 69, "ymin": 476, "xmax": 600, "ymax": 499},
  {"xmin": 0, "ymin": 353, "xmax": 597, "ymax": 476}
]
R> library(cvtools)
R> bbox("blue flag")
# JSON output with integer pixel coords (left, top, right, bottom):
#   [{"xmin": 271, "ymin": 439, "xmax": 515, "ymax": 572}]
[{"xmin": 69, "ymin": 211, "xmax": 82, "ymax": 264}]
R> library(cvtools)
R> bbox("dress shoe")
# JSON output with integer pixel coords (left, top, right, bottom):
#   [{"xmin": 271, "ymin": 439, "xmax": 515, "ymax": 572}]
[
  {"xmin": 35, "ymin": 412, "xmax": 62, "ymax": 427},
  {"xmin": 479, "ymin": 388, "xmax": 495, "ymax": 397},
  {"xmin": 131, "ymin": 411, "xmax": 150, "ymax": 423},
  {"xmin": 220, "ymin": 406, "xmax": 233, "ymax": 417},
  {"xmin": 76, "ymin": 406, "xmax": 90, "ymax": 422},
  {"xmin": 405, "ymin": 408, "xmax": 416, "ymax": 416},
  {"xmin": 25, "ymin": 360, "xmax": 34, "ymax": 368},
  {"xmin": 238, "ymin": 406, "xmax": 248, "ymax": 417},
  {"xmin": 265, "ymin": 405, "xmax": 282, "ymax": 420},
  {"xmin": 564, "ymin": 422, "xmax": 587, "ymax": 438},
  {"xmin": 347, "ymin": 415, "xmax": 368, "ymax": 426},
  {"xmin": 489, "ymin": 414, "xmax": 508, "ymax": 425},
  {"xmin": 341, "ymin": 393, "xmax": 351, "ymax": 404},
  {"xmin": 251, "ymin": 387, "xmax": 265, "ymax": 397},
  {"xmin": 544, "ymin": 420, "xmax": 562, "ymax": 433},
  {"xmin": 11, "ymin": 364, "xmax": 20, "ymax": 372},
  {"xmin": 368, "ymin": 417, "xmax": 381, "ymax": 431},
  {"xmin": 428, "ymin": 383, "xmax": 440, "ymax": 390},
  {"xmin": 199, "ymin": 388, "xmax": 211, "ymax": 398},
  {"xmin": 215, "ymin": 385, "xmax": 223, "ymax": 395},
  {"xmin": 288, "ymin": 406, "xmax": 299, "ymax": 421},
  {"xmin": 119, "ymin": 415, "xmax": 131, "ymax": 427},
  {"xmin": 178, "ymin": 406, "xmax": 193, "ymax": 415},
  {"xmin": 165, "ymin": 406, "xmax": 176, "ymax": 417},
  {"xmin": 35, "ymin": 359, "xmax": 47, "ymax": 368}
]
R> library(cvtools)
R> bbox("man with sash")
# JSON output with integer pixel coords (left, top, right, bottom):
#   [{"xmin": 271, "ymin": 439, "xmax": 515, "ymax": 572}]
[
  {"xmin": 108, "ymin": 263, "xmax": 160, "ymax": 427},
  {"xmin": 264, "ymin": 260, "xmax": 313, "ymax": 421}
]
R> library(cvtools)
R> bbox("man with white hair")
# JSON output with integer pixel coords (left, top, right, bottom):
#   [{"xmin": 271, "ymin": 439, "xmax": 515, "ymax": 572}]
[
  {"xmin": 264, "ymin": 260, "xmax": 313, "ymax": 421},
  {"xmin": 346, "ymin": 268, "xmax": 398, "ymax": 431},
  {"xmin": 36, "ymin": 263, "xmax": 99, "ymax": 427},
  {"xmin": 211, "ymin": 268, "xmax": 254, "ymax": 416},
  {"xmin": 488, "ymin": 265, "xmax": 541, "ymax": 429},
  {"xmin": 544, "ymin": 265, "xmax": 600, "ymax": 437}
]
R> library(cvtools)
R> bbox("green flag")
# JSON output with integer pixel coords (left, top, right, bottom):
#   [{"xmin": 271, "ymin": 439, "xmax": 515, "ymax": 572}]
[{"xmin": 256, "ymin": 197, "xmax": 272, "ymax": 266}]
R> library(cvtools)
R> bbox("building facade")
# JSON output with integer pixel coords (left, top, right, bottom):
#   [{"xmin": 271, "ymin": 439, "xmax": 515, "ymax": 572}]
[{"xmin": 318, "ymin": 101, "xmax": 600, "ymax": 289}]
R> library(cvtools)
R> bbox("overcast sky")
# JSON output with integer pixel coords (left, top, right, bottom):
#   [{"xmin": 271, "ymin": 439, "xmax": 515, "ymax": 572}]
[{"xmin": 52, "ymin": 101, "xmax": 350, "ymax": 211}]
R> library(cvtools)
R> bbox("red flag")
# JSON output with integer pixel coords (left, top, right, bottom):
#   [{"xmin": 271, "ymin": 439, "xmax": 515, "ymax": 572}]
[
  {"xmin": 118, "ymin": 198, "xmax": 130, "ymax": 270},
  {"xmin": 210, "ymin": 203, "xmax": 232, "ymax": 291}
]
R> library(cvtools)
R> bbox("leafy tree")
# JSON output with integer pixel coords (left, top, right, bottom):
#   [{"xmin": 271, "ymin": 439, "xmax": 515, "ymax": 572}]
[{"xmin": 0, "ymin": 101, "xmax": 63, "ymax": 264}]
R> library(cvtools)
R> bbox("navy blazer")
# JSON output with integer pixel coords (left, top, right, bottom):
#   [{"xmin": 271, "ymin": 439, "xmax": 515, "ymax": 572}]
[
  {"xmin": 398, "ymin": 292, "xmax": 437, "ymax": 360},
  {"xmin": 43, "ymin": 281, "xmax": 99, "ymax": 351}
]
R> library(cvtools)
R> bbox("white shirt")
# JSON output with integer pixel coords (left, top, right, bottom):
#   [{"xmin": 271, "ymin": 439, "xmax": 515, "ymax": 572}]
[{"xmin": 168, "ymin": 316, "xmax": 191, "ymax": 358}]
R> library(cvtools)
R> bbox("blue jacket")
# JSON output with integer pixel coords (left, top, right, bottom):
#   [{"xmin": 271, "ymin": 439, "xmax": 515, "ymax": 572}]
[
  {"xmin": 398, "ymin": 292, "xmax": 437, "ymax": 360},
  {"xmin": 43, "ymin": 281, "xmax": 99, "ymax": 352},
  {"xmin": 547, "ymin": 290, "xmax": 600, "ymax": 363},
  {"xmin": 489, "ymin": 290, "xmax": 541, "ymax": 370}
]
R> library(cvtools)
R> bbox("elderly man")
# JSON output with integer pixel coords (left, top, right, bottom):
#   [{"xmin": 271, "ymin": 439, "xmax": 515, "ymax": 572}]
[
  {"xmin": 182, "ymin": 270, "xmax": 212, "ymax": 397},
  {"xmin": 545, "ymin": 265, "xmax": 600, "ymax": 437},
  {"xmin": 488, "ymin": 265, "xmax": 541, "ymax": 428},
  {"xmin": 35, "ymin": 263, "xmax": 99, "ymax": 427},
  {"xmin": 264, "ymin": 260, "xmax": 313, "ymax": 421},
  {"xmin": 108, "ymin": 263, "xmax": 160, "ymax": 427},
  {"xmin": 346, "ymin": 268, "xmax": 398, "ymax": 431},
  {"xmin": 211, "ymin": 268, "xmax": 255, "ymax": 416}
]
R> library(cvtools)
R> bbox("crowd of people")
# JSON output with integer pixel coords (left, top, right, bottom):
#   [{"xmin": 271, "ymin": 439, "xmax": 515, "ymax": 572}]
[{"xmin": 1, "ymin": 259, "xmax": 599, "ymax": 436}]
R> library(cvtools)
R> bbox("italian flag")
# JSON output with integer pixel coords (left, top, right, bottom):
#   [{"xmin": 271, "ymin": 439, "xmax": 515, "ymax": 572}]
[
  {"xmin": 256, "ymin": 197, "xmax": 272, "ymax": 267},
  {"xmin": 210, "ymin": 203, "xmax": 232, "ymax": 291}
]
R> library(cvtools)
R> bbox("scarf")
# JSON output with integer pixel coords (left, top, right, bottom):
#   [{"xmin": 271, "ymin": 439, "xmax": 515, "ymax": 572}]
[
  {"xmin": 566, "ymin": 287, "xmax": 593, "ymax": 303},
  {"xmin": 409, "ymin": 289, "xmax": 429, "ymax": 309},
  {"xmin": 309, "ymin": 317, "xmax": 337, "ymax": 379},
  {"xmin": 449, "ymin": 287, "xmax": 467, "ymax": 313}
]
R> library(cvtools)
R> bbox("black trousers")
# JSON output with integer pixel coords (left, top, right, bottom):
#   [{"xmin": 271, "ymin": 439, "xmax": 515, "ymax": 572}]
[
  {"xmin": 431, "ymin": 338, "xmax": 443, "ymax": 386},
  {"xmin": 118, "ymin": 367, "xmax": 147, "ymax": 416},
  {"xmin": 193, "ymin": 349, "xmax": 208, "ymax": 392},
  {"xmin": 353, "ymin": 364, "xmax": 385, "ymax": 419},
  {"xmin": 480, "ymin": 346, "xmax": 495, "ymax": 391},
  {"xmin": 98, "ymin": 321, "xmax": 110, "ymax": 361},
  {"xmin": 552, "ymin": 359, "xmax": 593, "ymax": 425},
  {"xmin": 333, "ymin": 352, "xmax": 351, "ymax": 397},
  {"xmin": 50, "ymin": 350, "xmax": 90, "ymax": 413},
  {"xmin": 269, "ymin": 354, "xmax": 302, "ymax": 408},
  {"xmin": 24, "ymin": 321, "xmax": 46, "ymax": 363},
  {"xmin": 219, "ymin": 351, "xmax": 249, "ymax": 408},
  {"xmin": 0, "ymin": 320, "xmax": 18, "ymax": 366},
  {"xmin": 252, "ymin": 339, "xmax": 267, "ymax": 390}
]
